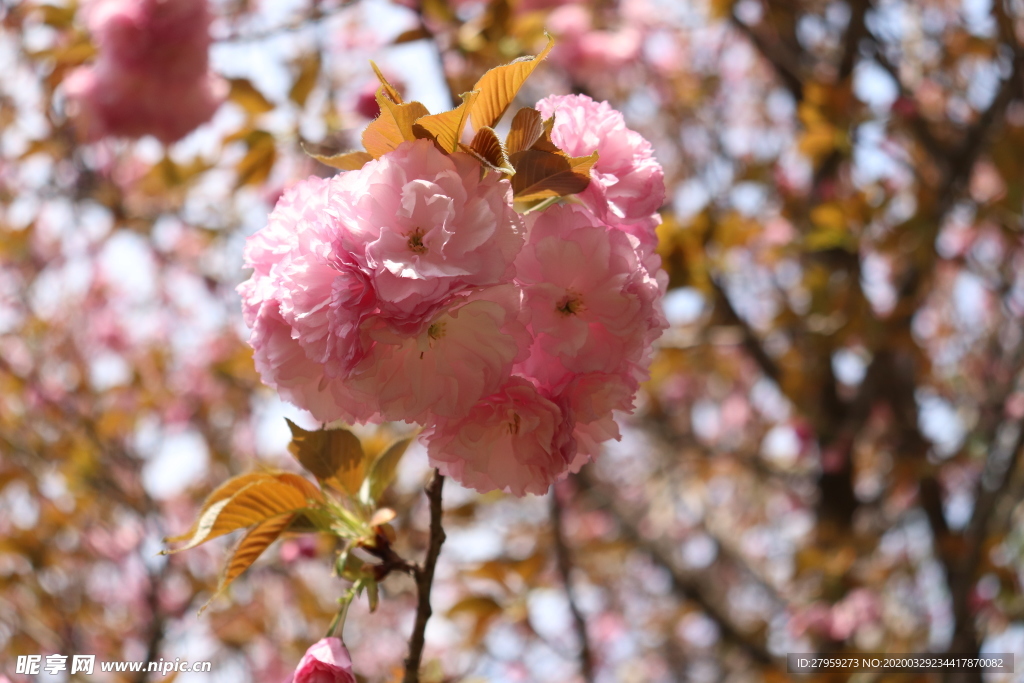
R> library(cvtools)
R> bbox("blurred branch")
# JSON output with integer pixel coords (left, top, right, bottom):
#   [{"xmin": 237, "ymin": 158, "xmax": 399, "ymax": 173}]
[
  {"xmin": 837, "ymin": 0, "xmax": 869, "ymax": 81},
  {"xmin": 728, "ymin": 9, "xmax": 803, "ymax": 101},
  {"xmin": 711, "ymin": 278, "xmax": 781, "ymax": 386},
  {"xmin": 550, "ymin": 487, "xmax": 595, "ymax": 683},
  {"xmin": 576, "ymin": 468, "xmax": 779, "ymax": 668},
  {"xmin": 403, "ymin": 470, "xmax": 446, "ymax": 683},
  {"xmin": 214, "ymin": 1, "xmax": 357, "ymax": 43}
]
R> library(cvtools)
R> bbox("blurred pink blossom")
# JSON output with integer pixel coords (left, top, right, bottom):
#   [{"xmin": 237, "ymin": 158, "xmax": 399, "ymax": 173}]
[{"xmin": 65, "ymin": 0, "xmax": 225, "ymax": 143}]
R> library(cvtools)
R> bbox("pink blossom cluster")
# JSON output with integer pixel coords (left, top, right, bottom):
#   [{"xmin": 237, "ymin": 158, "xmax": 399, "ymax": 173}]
[
  {"xmin": 240, "ymin": 94, "xmax": 667, "ymax": 496},
  {"xmin": 65, "ymin": 0, "xmax": 225, "ymax": 144}
]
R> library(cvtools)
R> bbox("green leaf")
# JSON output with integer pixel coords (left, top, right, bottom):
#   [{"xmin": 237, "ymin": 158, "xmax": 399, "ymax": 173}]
[{"xmin": 365, "ymin": 437, "xmax": 413, "ymax": 503}]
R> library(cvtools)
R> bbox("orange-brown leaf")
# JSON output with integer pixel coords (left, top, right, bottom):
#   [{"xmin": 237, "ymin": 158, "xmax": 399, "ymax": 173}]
[
  {"xmin": 362, "ymin": 93, "xmax": 430, "ymax": 158},
  {"xmin": 286, "ymin": 419, "xmax": 367, "ymax": 496},
  {"xmin": 202, "ymin": 513, "xmax": 296, "ymax": 613},
  {"xmin": 462, "ymin": 127, "xmax": 512, "ymax": 173},
  {"xmin": 228, "ymin": 78, "xmax": 274, "ymax": 115},
  {"xmin": 164, "ymin": 473, "xmax": 276, "ymax": 544},
  {"xmin": 304, "ymin": 148, "xmax": 373, "ymax": 171},
  {"xmin": 370, "ymin": 61, "xmax": 403, "ymax": 104},
  {"xmin": 412, "ymin": 91, "xmax": 479, "ymax": 153},
  {"xmin": 289, "ymin": 53, "xmax": 321, "ymax": 107},
  {"xmin": 468, "ymin": 35, "xmax": 554, "ymax": 132},
  {"xmin": 505, "ymin": 107, "xmax": 544, "ymax": 154},
  {"xmin": 510, "ymin": 149, "xmax": 597, "ymax": 201},
  {"xmin": 165, "ymin": 477, "xmax": 319, "ymax": 553}
]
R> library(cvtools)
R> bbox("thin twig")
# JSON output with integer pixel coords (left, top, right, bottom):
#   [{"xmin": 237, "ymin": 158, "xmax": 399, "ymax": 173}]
[
  {"xmin": 550, "ymin": 487, "xmax": 595, "ymax": 683},
  {"xmin": 403, "ymin": 470, "xmax": 446, "ymax": 683},
  {"xmin": 576, "ymin": 469, "xmax": 778, "ymax": 668}
]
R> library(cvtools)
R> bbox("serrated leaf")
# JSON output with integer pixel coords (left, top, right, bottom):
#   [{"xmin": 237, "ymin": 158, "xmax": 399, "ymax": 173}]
[
  {"xmin": 289, "ymin": 53, "xmax": 321, "ymax": 107},
  {"xmin": 412, "ymin": 91, "xmax": 479, "ymax": 153},
  {"xmin": 164, "ymin": 472, "xmax": 276, "ymax": 544},
  {"xmin": 505, "ymin": 108, "xmax": 544, "ymax": 154},
  {"xmin": 366, "ymin": 437, "xmax": 413, "ymax": 503},
  {"xmin": 468, "ymin": 35, "xmax": 554, "ymax": 132},
  {"xmin": 462, "ymin": 127, "xmax": 513, "ymax": 173},
  {"xmin": 362, "ymin": 94, "xmax": 430, "ymax": 158},
  {"xmin": 530, "ymin": 116, "xmax": 561, "ymax": 154},
  {"xmin": 303, "ymin": 147, "xmax": 373, "ymax": 171},
  {"xmin": 228, "ymin": 78, "xmax": 274, "ymax": 116},
  {"xmin": 286, "ymin": 418, "xmax": 367, "ymax": 496},
  {"xmin": 165, "ymin": 476, "xmax": 320, "ymax": 553},
  {"xmin": 509, "ymin": 149, "xmax": 597, "ymax": 201},
  {"xmin": 370, "ymin": 61, "xmax": 403, "ymax": 104},
  {"xmin": 200, "ymin": 513, "xmax": 296, "ymax": 614}
]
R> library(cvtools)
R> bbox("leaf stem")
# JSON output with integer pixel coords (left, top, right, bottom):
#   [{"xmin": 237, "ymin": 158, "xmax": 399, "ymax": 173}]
[
  {"xmin": 326, "ymin": 584, "xmax": 357, "ymax": 639},
  {"xmin": 402, "ymin": 470, "xmax": 446, "ymax": 683}
]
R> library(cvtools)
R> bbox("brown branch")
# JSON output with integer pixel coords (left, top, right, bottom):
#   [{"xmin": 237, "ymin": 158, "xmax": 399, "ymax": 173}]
[
  {"xmin": 576, "ymin": 469, "xmax": 778, "ymax": 668},
  {"xmin": 403, "ymin": 470, "xmax": 446, "ymax": 683},
  {"xmin": 550, "ymin": 487, "xmax": 596, "ymax": 683},
  {"xmin": 728, "ymin": 10, "xmax": 804, "ymax": 101},
  {"xmin": 711, "ymin": 278, "xmax": 782, "ymax": 386}
]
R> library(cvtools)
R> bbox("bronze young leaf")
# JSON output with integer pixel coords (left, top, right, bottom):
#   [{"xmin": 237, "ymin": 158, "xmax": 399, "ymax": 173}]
[{"xmin": 286, "ymin": 418, "xmax": 368, "ymax": 496}]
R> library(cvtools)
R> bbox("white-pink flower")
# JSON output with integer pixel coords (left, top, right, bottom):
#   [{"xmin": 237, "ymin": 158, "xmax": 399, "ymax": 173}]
[
  {"xmin": 357, "ymin": 285, "xmax": 529, "ymax": 423},
  {"xmin": 239, "ymin": 141, "xmax": 529, "ymax": 425},
  {"xmin": 426, "ymin": 378, "xmax": 576, "ymax": 496},
  {"xmin": 536, "ymin": 94, "xmax": 665, "ymax": 246},
  {"xmin": 332, "ymin": 140, "xmax": 524, "ymax": 333},
  {"xmin": 515, "ymin": 204, "xmax": 664, "ymax": 386},
  {"xmin": 65, "ymin": 0, "xmax": 224, "ymax": 143}
]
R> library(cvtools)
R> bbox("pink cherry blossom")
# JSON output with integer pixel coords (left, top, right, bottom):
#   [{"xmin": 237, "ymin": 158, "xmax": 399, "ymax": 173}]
[
  {"xmin": 559, "ymin": 370, "xmax": 639, "ymax": 471},
  {"xmin": 426, "ymin": 378, "xmax": 576, "ymax": 496},
  {"xmin": 65, "ymin": 0, "xmax": 224, "ymax": 143},
  {"xmin": 536, "ymin": 94, "xmax": 665, "ymax": 246},
  {"xmin": 549, "ymin": 6, "xmax": 642, "ymax": 80},
  {"xmin": 515, "ymin": 204, "xmax": 665, "ymax": 386},
  {"xmin": 356, "ymin": 285, "xmax": 529, "ymax": 423},
  {"xmin": 239, "ymin": 141, "xmax": 527, "ymax": 424},
  {"xmin": 287, "ymin": 638, "xmax": 357, "ymax": 683},
  {"xmin": 326, "ymin": 140, "xmax": 524, "ymax": 333}
]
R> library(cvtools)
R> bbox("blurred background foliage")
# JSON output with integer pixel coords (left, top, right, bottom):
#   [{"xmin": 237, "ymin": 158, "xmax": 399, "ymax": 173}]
[{"xmin": 4, "ymin": 0, "xmax": 1024, "ymax": 681}]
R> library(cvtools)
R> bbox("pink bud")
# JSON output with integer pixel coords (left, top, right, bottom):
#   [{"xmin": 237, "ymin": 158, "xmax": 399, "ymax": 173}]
[{"xmin": 288, "ymin": 638, "xmax": 356, "ymax": 683}]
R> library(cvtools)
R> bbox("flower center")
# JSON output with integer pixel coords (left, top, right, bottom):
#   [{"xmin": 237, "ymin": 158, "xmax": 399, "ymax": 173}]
[
  {"xmin": 407, "ymin": 227, "xmax": 427, "ymax": 254},
  {"xmin": 506, "ymin": 413, "xmax": 521, "ymax": 435},
  {"xmin": 556, "ymin": 291, "xmax": 585, "ymax": 316},
  {"xmin": 427, "ymin": 321, "xmax": 446, "ymax": 340}
]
